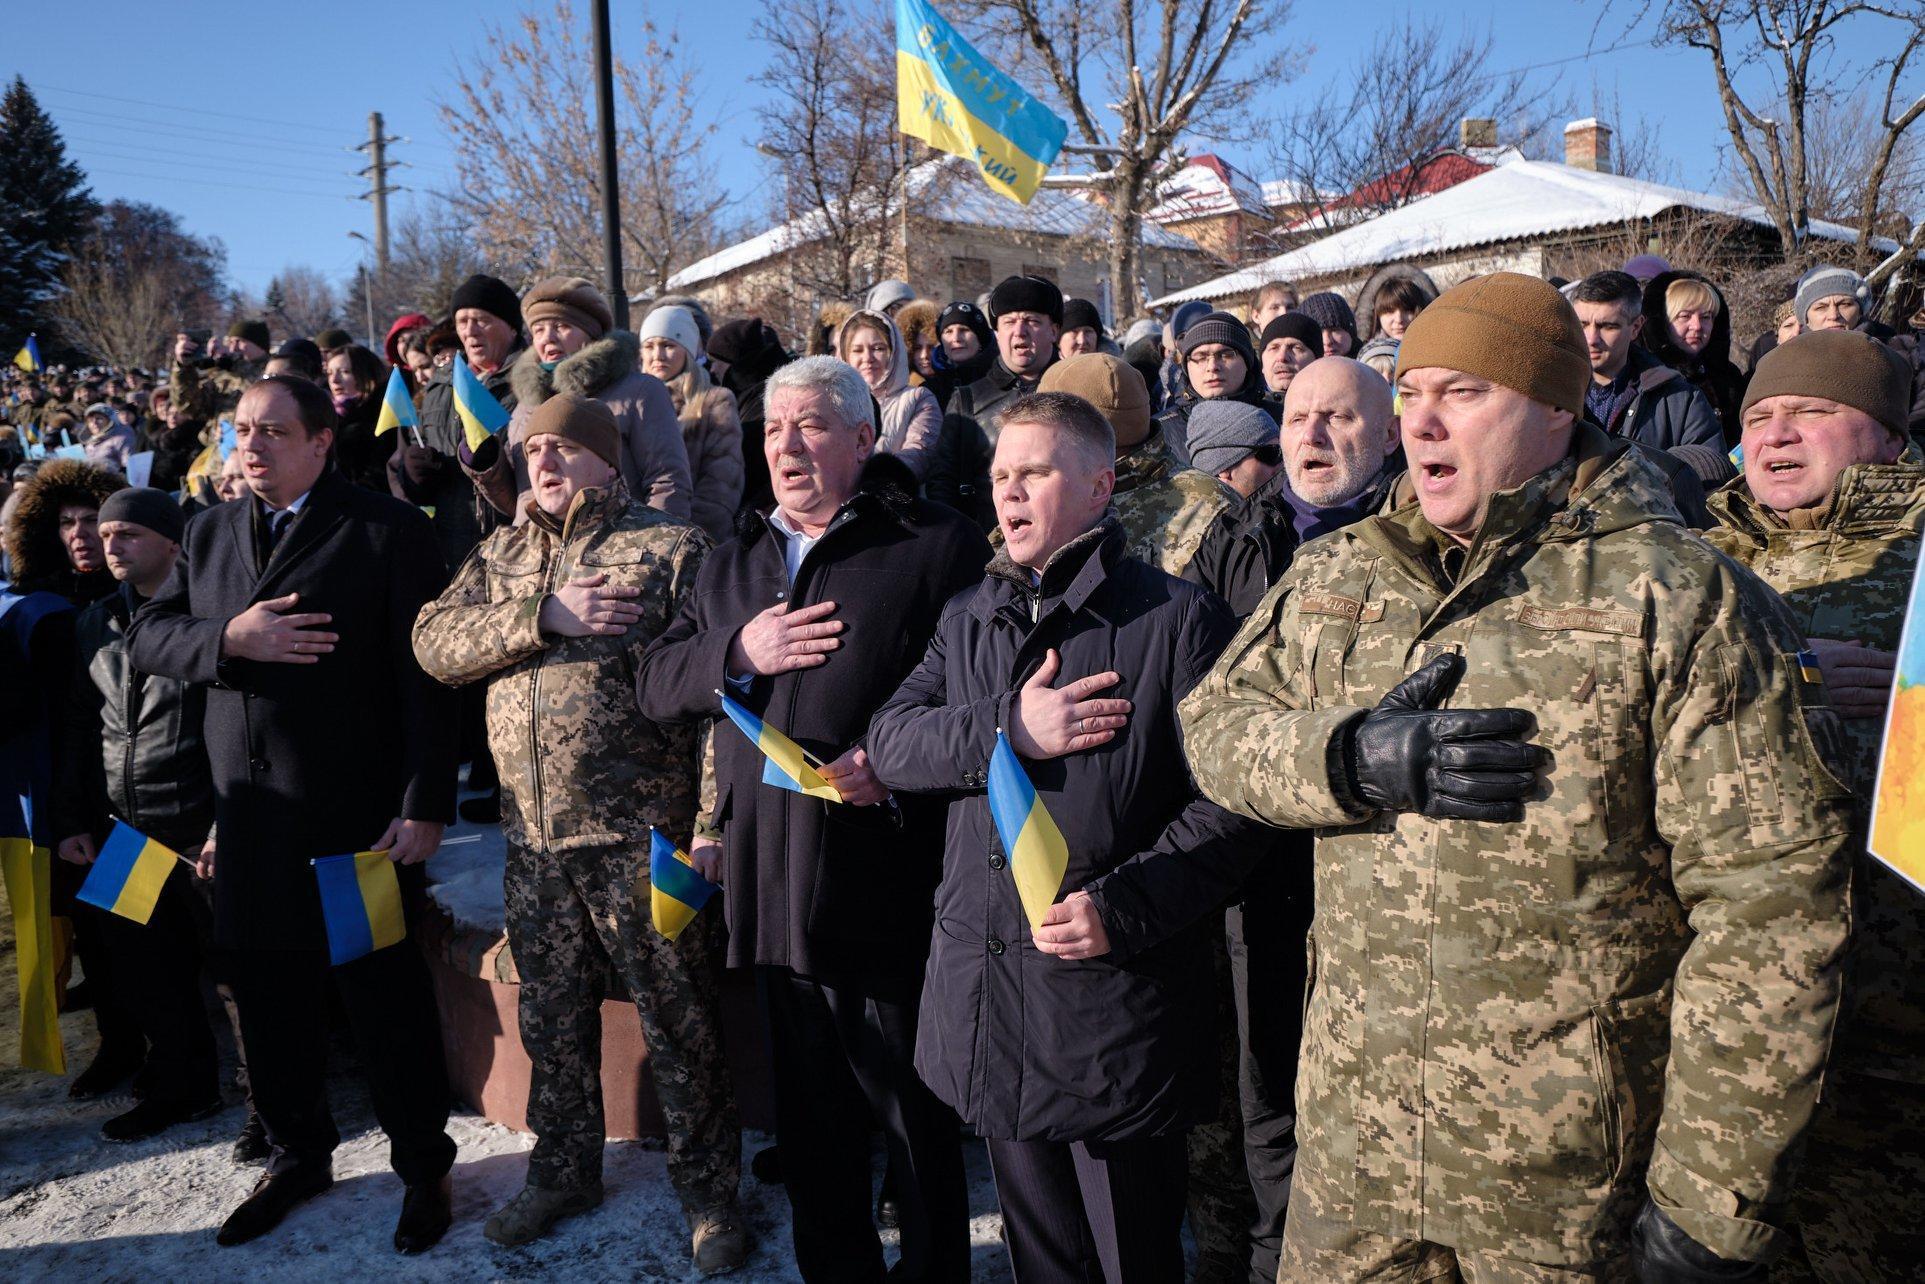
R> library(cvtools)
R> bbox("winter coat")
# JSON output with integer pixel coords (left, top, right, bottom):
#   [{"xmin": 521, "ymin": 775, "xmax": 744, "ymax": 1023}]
[
  {"xmin": 414, "ymin": 348, "xmax": 521, "ymax": 572},
  {"xmin": 636, "ymin": 457, "xmax": 991, "ymax": 982},
  {"xmin": 1703, "ymin": 448, "xmax": 1925, "ymax": 1086},
  {"xmin": 929, "ymin": 357, "xmax": 1053, "ymax": 529},
  {"xmin": 414, "ymin": 480, "xmax": 710, "ymax": 853},
  {"xmin": 126, "ymin": 468, "xmax": 458, "ymax": 950},
  {"xmin": 716, "ymin": 336, "xmax": 792, "ymax": 514},
  {"xmin": 663, "ymin": 369, "xmax": 746, "ymax": 543},
  {"xmin": 865, "ymin": 518, "xmax": 1265, "ymax": 1141},
  {"xmin": 1355, "ymin": 263, "xmax": 1440, "ymax": 342},
  {"xmin": 1178, "ymin": 424, "xmax": 1854, "ymax": 1267},
  {"xmin": 465, "ymin": 333, "xmax": 692, "ymax": 525},
  {"xmin": 168, "ymin": 355, "xmax": 263, "ymax": 426},
  {"xmin": 2, "ymin": 457, "xmax": 123, "ymax": 604},
  {"xmin": 53, "ymin": 582, "xmax": 214, "ymax": 854},
  {"xmin": 83, "ymin": 422, "xmax": 135, "ymax": 473},
  {"xmin": 1597, "ymin": 346, "xmax": 1724, "ymax": 452},
  {"xmin": 332, "ymin": 393, "xmax": 398, "ymax": 493},
  {"xmin": 834, "ymin": 309, "xmax": 943, "ymax": 480},
  {"xmin": 1641, "ymin": 271, "xmax": 1747, "ymax": 446}
]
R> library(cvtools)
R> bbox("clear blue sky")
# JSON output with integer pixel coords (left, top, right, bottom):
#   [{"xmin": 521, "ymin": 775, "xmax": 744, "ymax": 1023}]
[{"xmin": 2, "ymin": 0, "xmax": 1904, "ymax": 297}]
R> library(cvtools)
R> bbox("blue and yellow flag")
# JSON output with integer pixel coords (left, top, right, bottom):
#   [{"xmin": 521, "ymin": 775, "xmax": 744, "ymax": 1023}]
[
  {"xmin": 1797, "ymin": 649, "xmax": 1824, "ymax": 685},
  {"xmin": 648, "ymin": 829, "xmax": 719, "ymax": 941},
  {"xmin": 76, "ymin": 820, "xmax": 179, "ymax": 925},
  {"xmin": 313, "ymin": 851, "xmax": 407, "ymax": 966},
  {"xmin": 0, "ymin": 791, "xmax": 63, "ymax": 1073},
  {"xmin": 373, "ymin": 366, "xmax": 419, "ymax": 438},
  {"xmin": 986, "ymin": 730, "xmax": 1069, "ymax": 934},
  {"xmin": 12, "ymin": 335, "xmax": 42, "ymax": 373},
  {"xmin": 895, "ymin": 0, "xmax": 1068, "ymax": 204},
  {"xmin": 452, "ymin": 355, "xmax": 510, "ymax": 451},
  {"xmin": 719, "ymin": 691, "xmax": 843, "ymax": 801}
]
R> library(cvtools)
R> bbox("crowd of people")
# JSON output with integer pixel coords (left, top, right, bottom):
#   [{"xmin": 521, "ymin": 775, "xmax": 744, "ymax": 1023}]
[{"xmin": 1, "ymin": 248, "xmax": 1921, "ymax": 1284}]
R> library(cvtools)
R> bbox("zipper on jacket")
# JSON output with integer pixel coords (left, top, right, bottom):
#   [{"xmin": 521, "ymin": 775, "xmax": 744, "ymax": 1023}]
[{"xmin": 528, "ymin": 538, "xmax": 565, "ymax": 847}]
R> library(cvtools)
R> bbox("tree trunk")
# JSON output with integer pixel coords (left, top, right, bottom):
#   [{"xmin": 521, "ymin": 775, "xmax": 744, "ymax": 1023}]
[{"xmin": 1108, "ymin": 164, "xmax": 1148, "ymax": 319}]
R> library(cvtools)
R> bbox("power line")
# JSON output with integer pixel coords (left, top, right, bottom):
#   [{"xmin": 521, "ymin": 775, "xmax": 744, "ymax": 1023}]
[
  {"xmin": 84, "ymin": 166, "xmax": 357, "ymax": 200},
  {"xmin": 35, "ymin": 83, "xmax": 348, "ymax": 137},
  {"xmin": 66, "ymin": 137, "xmax": 365, "ymax": 185},
  {"xmin": 49, "ymin": 104, "xmax": 359, "ymax": 157}
]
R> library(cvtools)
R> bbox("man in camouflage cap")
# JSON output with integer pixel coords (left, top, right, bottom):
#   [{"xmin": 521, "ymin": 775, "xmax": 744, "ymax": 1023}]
[
  {"xmin": 1180, "ymin": 272, "xmax": 1855, "ymax": 1280},
  {"xmin": 412, "ymin": 393, "xmax": 747, "ymax": 1274},
  {"xmin": 1703, "ymin": 328, "xmax": 1925, "ymax": 1282}
]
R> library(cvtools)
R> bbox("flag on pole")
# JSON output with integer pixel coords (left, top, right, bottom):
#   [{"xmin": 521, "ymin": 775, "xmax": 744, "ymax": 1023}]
[
  {"xmin": 1870, "ymin": 554, "xmax": 1925, "ymax": 885},
  {"xmin": 648, "ymin": 829, "xmax": 719, "ymax": 941},
  {"xmin": 373, "ymin": 366, "xmax": 419, "ymax": 437},
  {"xmin": 0, "ymin": 791, "xmax": 63, "ymax": 1074},
  {"xmin": 452, "ymin": 355, "xmax": 510, "ymax": 451},
  {"xmin": 12, "ymin": 335, "xmax": 42, "ymax": 373},
  {"xmin": 75, "ymin": 820, "xmax": 179, "ymax": 926},
  {"xmin": 718, "ymin": 691, "xmax": 843, "ymax": 801},
  {"xmin": 895, "ymin": 0, "xmax": 1068, "ymax": 204},
  {"xmin": 985, "ymin": 730, "xmax": 1070, "ymax": 934},
  {"xmin": 313, "ymin": 851, "xmax": 407, "ymax": 966}
]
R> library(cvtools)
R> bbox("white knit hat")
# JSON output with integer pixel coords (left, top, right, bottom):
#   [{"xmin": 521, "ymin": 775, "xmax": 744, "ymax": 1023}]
[{"xmin": 641, "ymin": 304, "xmax": 703, "ymax": 360}]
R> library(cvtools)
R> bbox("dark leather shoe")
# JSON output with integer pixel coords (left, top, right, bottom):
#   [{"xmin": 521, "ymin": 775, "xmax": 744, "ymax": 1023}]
[
  {"xmin": 216, "ymin": 1163, "xmax": 333, "ymax": 1246},
  {"xmin": 394, "ymin": 1175, "xmax": 453, "ymax": 1254},
  {"xmin": 68, "ymin": 1042, "xmax": 145, "ymax": 1100},
  {"xmin": 232, "ymin": 1110, "xmax": 271, "ymax": 1164},
  {"xmin": 101, "ymin": 1095, "xmax": 222, "ymax": 1143}
]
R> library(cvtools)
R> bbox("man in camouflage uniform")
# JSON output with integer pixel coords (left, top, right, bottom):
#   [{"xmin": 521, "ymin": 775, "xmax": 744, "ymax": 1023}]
[
  {"xmin": 1181, "ymin": 273, "xmax": 1855, "ymax": 1280},
  {"xmin": 412, "ymin": 393, "xmax": 746, "ymax": 1274},
  {"xmin": 1701, "ymin": 329, "xmax": 1925, "ymax": 1283},
  {"xmin": 170, "ymin": 321, "xmax": 270, "ymax": 506}
]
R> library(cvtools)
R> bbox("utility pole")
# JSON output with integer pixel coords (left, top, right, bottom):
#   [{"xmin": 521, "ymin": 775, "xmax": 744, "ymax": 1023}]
[
  {"xmin": 355, "ymin": 111, "xmax": 405, "ymax": 272},
  {"xmin": 591, "ymin": 0, "xmax": 628, "ymax": 329}
]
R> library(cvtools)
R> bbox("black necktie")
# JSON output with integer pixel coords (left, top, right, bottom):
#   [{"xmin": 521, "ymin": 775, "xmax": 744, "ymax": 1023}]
[{"xmin": 260, "ymin": 508, "xmax": 290, "ymax": 563}]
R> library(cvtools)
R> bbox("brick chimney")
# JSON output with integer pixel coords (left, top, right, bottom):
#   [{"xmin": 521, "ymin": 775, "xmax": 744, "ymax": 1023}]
[
  {"xmin": 1459, "ymin": 118, "xmax": 1497, "ymax": 150},
  {"xmin": 1564, "ymin": 118, "xmax": 1613, "ymax": 173}
]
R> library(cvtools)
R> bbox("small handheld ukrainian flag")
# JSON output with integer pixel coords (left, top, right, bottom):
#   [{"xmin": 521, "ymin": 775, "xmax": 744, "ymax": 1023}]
[
  {"xmin": 75, "ymin": 820, "xmax": 180, "ymax": 925},
  {"xmin": 1, "ymin": 789, "xmax": 63, "ymax": 1073},
  {"xmin": 313, "ymin": 851, "xmax": 407, "ymax": 966},
  {"xmin": 648, "ymin": 828, "xmax": 719, "ymax": 941},
  {"xmin": 1728, "ymin": 442, "xmax": 1744, "ymax": 468},
  {"xmin": 718, "ymin": 691, "xmax": 843, "ymax": 801},
  {"xmin": 452, "ymin": 355, "xmax": 510, "ymax": 451},
  {"xmin": 373, "ymin": 366, "xmax": 419, "ymax": 439},
  {"xmin": 12, "ymin": 335, "xmax": 42, "ymax": 373},
  {"xmin": 895, "ymin": 0, "xmax": 1067, "ymax": 204},
  {"xmin": 1797, "ymin": 648, "xmax": 1824, "ymax": 685},
  {"xmin": 985, "ymin": 730, "xmax": 1069, "ymax": 934}
]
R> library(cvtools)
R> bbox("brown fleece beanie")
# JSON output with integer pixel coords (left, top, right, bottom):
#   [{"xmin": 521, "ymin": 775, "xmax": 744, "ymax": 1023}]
[
  {"xmin": 524, "ymin": 393, "xmax": 621, "ymax": 468},
  {"xmin": 1741, "ymin": 329, "xmax": 1912, "ymax": 440},
  {"xmin": 1038, "ymin": 352, "xmax": 1152, "ymax": 449},
  {"xmin": 521, "ymin": 276, "xmax": 614, "ymax": 341},
  {"xmin": 1395, "ymin": 272, "xmax": 1591, "ymax": 417}
]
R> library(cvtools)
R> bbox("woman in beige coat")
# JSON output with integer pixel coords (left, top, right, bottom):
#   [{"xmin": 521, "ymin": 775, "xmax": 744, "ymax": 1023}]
[
  {"xmin": 833, "ymin": 308, "xmax": 941, "ymax": 481},
  {"xmin": 640, "ymin": 304, "xmax": 745, "ymax": 541}
]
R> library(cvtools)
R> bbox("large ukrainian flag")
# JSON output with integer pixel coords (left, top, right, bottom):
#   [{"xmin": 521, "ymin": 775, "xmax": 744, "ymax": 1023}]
[
  {"xmin": 0, "ymin": 790, "xmax": 63, "ymax": 1073},
  {"xmin": 12, "ymin": 335, "xmax": 42, "ymax": 373},
  {"xmin": 985, "ymin": 730, "xmax": 1069, "ymax": 934},
  {"xmin": 895, "ymin": 0, "xmax": 1068, "ymax": 204},
  {"xmin": 75, "ymin": 820, "xmax": 179, "ymax": 925}
]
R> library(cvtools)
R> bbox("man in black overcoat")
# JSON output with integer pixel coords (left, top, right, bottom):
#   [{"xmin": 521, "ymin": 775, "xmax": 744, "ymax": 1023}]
[
  {"xmin": 638, "ymin": 356, "xmax": 988, "ymax": 1283},
  {"xmin": 127, "ymin": 374, "xmax": 459, "ymax": 1253}
]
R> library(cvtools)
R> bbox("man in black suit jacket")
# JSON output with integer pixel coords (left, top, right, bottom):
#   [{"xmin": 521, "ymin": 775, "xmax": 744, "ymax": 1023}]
[{"xmin": 127, "ymin": 375, "xmax": 459, "ymax": 1254}]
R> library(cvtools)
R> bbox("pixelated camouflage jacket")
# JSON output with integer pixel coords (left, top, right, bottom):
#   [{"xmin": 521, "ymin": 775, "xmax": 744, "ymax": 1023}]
[
  {"xmin": 413, "ymin": 480, "xmax": 710, "ymax": 852},
  {"xmin": 1111, "ymin": 430, "xmax": 1239, "ymax": 579},
  {"xmin": 1705, "ymin": 446, "xmax": 1925, "ymax": 1085},
  {"xmin": 1178, "ymin": 423, "xmax": 1855, "ymax": 1266}
]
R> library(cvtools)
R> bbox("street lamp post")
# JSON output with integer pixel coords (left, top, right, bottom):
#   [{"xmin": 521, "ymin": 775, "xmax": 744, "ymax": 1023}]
[
  {"xmin": 591, "ymin": 0, "xmax": 627, "ymax": 329},
  {"xmin": 347, "ymin": 231, "xmax": 378, "ymax": 346}
]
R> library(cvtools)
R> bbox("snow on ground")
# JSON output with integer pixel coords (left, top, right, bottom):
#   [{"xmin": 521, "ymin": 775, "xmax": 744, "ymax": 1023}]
[{"xmin": 0, "ymin": 1011, "xmax": 1016, "ymax": 1281}]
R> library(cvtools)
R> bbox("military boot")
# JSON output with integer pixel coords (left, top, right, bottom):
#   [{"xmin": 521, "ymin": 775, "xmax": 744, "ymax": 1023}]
[
  {"xmin": 482, "ymin": 1182, "xmax": 604, "ymax": 1247},
  {"xmin": 689, "ymin": 1203, "xmax": 748, "ymax": 1275}
]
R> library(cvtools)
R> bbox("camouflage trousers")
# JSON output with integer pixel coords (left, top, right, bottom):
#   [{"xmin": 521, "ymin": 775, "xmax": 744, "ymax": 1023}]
[
  {"xmin": 1770, "ymin": 1070, "xmax": 1925, "ymax": 1283},
  {"xmin": 1277, "ymin": 1142, "xmax": 1633, "ymax": 1283},
  {"xmin": 1189, "ymin": 919, "xmax": 1263, "ymax": 1284},
  {"xmin": 504, "ymin": 839, "xmax": 742, "ymax": 1210}
]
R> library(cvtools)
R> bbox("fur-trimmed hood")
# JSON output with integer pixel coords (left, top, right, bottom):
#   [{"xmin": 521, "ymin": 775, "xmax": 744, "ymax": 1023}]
[
  {"xmin": 4, "ymin": 457, "xmax": 127, "ymax": 596},
  {"xmin": 510, "ymin": 330, "xmax": 642, "ymax": 408}
]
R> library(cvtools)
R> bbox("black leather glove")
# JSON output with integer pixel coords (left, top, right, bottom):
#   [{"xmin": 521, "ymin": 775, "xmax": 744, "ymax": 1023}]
[
  {"xmin": 1341, "ymin": 653, "xmax": 1541, "ymax": 821},
  {"xmin": 1631, "ymin": 1201, "xmax": 1765, "ymax": 1282}
]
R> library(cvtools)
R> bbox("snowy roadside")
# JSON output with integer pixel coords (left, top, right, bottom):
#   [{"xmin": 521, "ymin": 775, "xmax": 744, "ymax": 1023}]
[{"xmin": 0, "ymin": 1015, "xmax": 1016, "ymax": 1281}]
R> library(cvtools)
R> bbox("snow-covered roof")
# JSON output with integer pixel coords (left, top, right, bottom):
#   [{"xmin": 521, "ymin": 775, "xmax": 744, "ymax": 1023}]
[
  {"xmin": 1261, "ymin": 178, "xmax": 1325, "ymax": 208},
  {"xmin": 1153, "ymin": 158, "xmax": 1899, "ymax": 306},
  {"xmin": 1146, "ymin": 154, "xmax": 1271, "ymax": 223},
  {"xmin": 670, "ymin": 159, "xmax": 1201, "ymax": 291}
]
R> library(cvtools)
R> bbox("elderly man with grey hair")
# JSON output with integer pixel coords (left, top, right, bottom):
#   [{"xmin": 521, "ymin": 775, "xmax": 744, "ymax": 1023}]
[{"xmin": 639, "ymin": 355, "xmax": 990, "ymax": 1283}]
